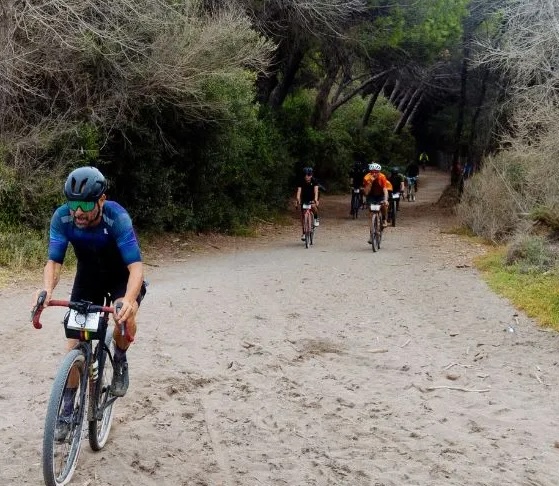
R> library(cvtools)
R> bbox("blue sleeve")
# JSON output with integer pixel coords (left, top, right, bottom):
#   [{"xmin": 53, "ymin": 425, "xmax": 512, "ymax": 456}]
[
  {"xmin": 48, "ymin": 207, "xmax": 69, "ymax": 263},
  {"xmin": 111, "ymin": 207, "xmax": 142, "ymax": 265}
]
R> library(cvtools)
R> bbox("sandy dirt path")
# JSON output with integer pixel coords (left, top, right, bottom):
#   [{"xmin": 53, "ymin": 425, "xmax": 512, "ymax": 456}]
[{"xmin": 2, "ymin": 169, "xmax": 559, "ymax": 486}]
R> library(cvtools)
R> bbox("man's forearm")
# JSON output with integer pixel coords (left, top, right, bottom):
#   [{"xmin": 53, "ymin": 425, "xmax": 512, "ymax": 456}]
[
  {"xmin": 125, "ymin": 262, "xmax": 144, "ymax": 302},
  {"xmin": 43, "ymin": 260, "xmax": 61, "ymax": 293}
]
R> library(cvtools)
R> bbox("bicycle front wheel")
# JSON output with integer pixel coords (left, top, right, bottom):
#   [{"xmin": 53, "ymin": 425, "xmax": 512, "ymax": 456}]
[
  {"xmin": 88, "ymin": 332, "xmax": 116, "ymax": 451},
  {"xmin": 304, "ymin": 211, "xmax": 312, "ymax": 249},
  {"xmin": 43, "ymin": 349, "xmax": 87, "ymax": 486},
  {"xmin": 371, "ymin": 214, "xmax": 378, "ymax": 252},
  {"xmin": 390, "ymin": 199, "xmax": 397, "ymax": 227},
  {"xmin": 372, "ymin": 213, "xmax": 381, "ymax": 251}
]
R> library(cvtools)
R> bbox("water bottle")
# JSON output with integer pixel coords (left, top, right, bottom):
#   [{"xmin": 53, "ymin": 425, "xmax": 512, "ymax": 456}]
[{"xmin": 90, "ymin": 359, "xmax": 99, "ymax": 381}]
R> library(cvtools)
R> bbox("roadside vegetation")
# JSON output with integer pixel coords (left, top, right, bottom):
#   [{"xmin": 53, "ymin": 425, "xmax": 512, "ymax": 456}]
[{"xmin": 452, "ymin": 1, "xmax": 559, "ymax": 330}]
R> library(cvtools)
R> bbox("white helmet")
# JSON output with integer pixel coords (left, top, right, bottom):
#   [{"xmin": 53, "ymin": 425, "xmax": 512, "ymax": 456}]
[{"xmin": 368, "ymin": 162, "xmax": 381, "ymax": 171}]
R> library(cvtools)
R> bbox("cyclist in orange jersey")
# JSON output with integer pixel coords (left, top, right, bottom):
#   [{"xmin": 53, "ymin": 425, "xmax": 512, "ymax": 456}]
[{"xmin": 363, "ymin": 162, "xmax": 389, "ymax": 229}]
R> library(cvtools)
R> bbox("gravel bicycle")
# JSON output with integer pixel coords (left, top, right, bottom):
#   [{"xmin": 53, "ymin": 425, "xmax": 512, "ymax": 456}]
[
  {"xmin": 350, "ymin": 188, "xmax": 361, "ymax": 219},
  {"xmin": 31, "ymin": 291, "xmax": 131, "ymax": 486},
  {"xmin": 369, "ymin": 202, "xmax": 384, "ymax": 252},
  {"xmin": 300, "ymin": 202, "xmax": 316, "ymax": 248}
]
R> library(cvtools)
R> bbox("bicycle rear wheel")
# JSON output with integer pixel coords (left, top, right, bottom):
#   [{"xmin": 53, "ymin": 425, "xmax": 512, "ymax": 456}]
[
  {"xmin": 88, "ymin": 332, "xmax": 116, "ymax": 451},
  {"xmin": 390, "ymin": 199, "xmax": 397, "ymax": 227},
  {"xmin": 43, "ymin": 349, "xmax": 87, "ymax": 486},
  {"xmin": 409, "ymin": 184, "xmax": 416, "ymax": 202},
  {"xmin": 351, "ymin": 193, "xmax": 360, "ymax": 219}
]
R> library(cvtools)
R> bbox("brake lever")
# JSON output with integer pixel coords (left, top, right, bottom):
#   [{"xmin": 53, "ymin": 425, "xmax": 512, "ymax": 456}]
[{"xmin": 30, "ymin": 290, "xmax": 47, "ymax": 329}]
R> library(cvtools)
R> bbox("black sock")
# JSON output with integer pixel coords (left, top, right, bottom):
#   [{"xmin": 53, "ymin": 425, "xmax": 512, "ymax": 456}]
[
  {"xmin": 114, "ymin": 345, "xmax": 127, "ymax": 362},
  {"xmin": 63, "ymin": 388, "xmax": 77, "ymax": 417}
]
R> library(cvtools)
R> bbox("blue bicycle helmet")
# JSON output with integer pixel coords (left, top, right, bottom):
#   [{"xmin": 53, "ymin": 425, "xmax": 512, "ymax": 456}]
[
  {"xmin": 64, "ymin": 166, "xmax": 107, "ymax": 201},
  {"xmin": 303, "ymin": 167, "xmax": 314, "ymax": 175}
]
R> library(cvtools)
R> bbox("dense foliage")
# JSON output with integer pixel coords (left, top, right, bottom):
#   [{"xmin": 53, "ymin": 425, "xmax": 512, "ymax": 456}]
[{"xmin": 1, "ymin": 0, "xmax": 521, "ymax": 240}]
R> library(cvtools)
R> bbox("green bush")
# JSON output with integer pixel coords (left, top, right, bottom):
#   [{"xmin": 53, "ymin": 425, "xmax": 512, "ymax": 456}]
[{"xmin": 505, "ymin": 234, "xmax": 556, "ymax": 274}]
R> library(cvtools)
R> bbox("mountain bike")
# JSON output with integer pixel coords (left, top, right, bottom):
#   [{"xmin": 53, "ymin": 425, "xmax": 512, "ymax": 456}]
[
  {"xmin": 300, "ymin": 202, "xmax": 316, "ymax": 248},
  {"xmin": 369, "ymin": 203, "xmax": 384, "ymax": 252},
  {"xmin": 350, "ymin": 188, "xmax": 361, "ymax": 219},
  {"xmin": 388, "ymin": 192, "xmax": 400, "ymax": 227},
  {"xmin": 31, "ymin": 291, "xmax": 131, "ymax": 486},
  {"xmin": 406, "ymin": 176, "xmax": 417, "ymax": 202}
]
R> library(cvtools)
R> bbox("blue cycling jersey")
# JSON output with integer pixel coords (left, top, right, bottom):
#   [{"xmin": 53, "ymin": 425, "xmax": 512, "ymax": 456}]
[{"xmin": 48, "ymin": 201, "xmax": 142, "ymax": 275}]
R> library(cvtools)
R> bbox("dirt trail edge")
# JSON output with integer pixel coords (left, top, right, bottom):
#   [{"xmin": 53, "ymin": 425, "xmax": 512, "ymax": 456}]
[{"xmin": 2, "ymin": 169, "xmax": 559, "ymax": 486}]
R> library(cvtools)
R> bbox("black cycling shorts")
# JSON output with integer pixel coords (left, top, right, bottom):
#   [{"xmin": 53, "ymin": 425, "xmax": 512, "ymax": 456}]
[{"xmin": 71, "ymin": 269, "xmax": 147, "ymax": 307}]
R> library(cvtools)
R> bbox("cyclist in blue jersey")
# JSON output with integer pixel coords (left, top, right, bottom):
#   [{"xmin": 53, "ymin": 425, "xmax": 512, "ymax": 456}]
[{"xmin": 36, "ymin": 166, "xmax": 146, "ymax": 408}]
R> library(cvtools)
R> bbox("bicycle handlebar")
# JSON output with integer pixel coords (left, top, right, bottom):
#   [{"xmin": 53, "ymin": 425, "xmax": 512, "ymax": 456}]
[{"xmin": 31, "ymin": 292, "xmax": 133, "ymax": 342}]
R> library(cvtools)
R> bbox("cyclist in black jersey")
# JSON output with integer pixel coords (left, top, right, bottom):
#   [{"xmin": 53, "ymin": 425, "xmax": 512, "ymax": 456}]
[{"xmin": 295, "ymin": 167, "xmax": 320, "ymax": 240}]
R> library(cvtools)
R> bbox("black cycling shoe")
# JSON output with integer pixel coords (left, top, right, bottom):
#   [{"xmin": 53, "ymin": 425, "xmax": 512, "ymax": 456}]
[
  {"xmin": 111, "ymin": 360, "xmax": 129, "ymax": 397},
  {"xmin": 54, "ymin": 417, "xmax": 72, "ymax": 442}
]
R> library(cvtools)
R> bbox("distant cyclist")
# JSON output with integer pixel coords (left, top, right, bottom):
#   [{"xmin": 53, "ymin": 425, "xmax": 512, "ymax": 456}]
[
  {"xmin": 405, "ymin": 159, "xmax": 420, "ymax": 194},
  {"xmin": 349, "ymin": 161, "xmax": 365, "ymax": 214},
  {"xmin": 295, "ymin": 166, "xmax": 320, "ymax": 240},
  {"xmin": 419, "ymin": 151, "xmax": 429, "ymax": 171},
  {"xmin": 363, "ymin": 163, "xmax": 389, "ymax": 241},
  {"xmin": 388, "ymin": 167, "xmax": 405, "ymax": 197}
]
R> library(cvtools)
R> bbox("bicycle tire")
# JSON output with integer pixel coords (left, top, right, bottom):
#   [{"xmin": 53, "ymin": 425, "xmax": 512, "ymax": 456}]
[
  {"xmin": 88, "ymin": 332, "xmax": 116, "ymax": 451},
  {"xmin": 351, "ymin": 193, "xmax": 360, "ymax": 219},
  {"xmin": 377, "ymin": 214, "xmax": 383, "ymax": 249},
  {"xmin": 390, "ymin": 199, "xmax": 397, "ymax": 227},
  {"xmin": 304, "ymin": 211, "xmax": 312, "ymax": 249},
  {"xmin": 43, "ymin": 349, "xmax": 87, "ymax": 486},
  {"xmin": 372, "ymin": 214, "xmax": 382, "ymax": 251},
  {"xmin": 371, "ymin": 213, "xmax": 378, "ymax": 252},
  {"xmin": 310, "ymin": 221, "xmax": 314, "ymax": 246}
]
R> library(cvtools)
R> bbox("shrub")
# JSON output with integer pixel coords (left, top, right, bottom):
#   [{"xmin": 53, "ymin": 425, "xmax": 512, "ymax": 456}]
[
  {"xmin": 456, "ymin": 154, "xmax": 522, "ymax": 242},
  {"xmin": 505, "ymin": 233, "xmax": 556, "ymax": 274}
]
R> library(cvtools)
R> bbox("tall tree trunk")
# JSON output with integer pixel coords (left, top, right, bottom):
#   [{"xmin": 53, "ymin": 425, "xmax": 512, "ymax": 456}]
[
  {"xmin": 311, "ymin": 63, "xmax": 340, "ymax": 129},
  {"xmin": 394, "ymin": 85, "xmax": 422, "ymax": 134},
  {"xmin": 467, "ymin": 66, "xmax": 490, "ymax": 167},
  {"xmin": 269, "ymin": 47, "xmax": 305, "ymax": 109},
  {"xmin": 454, "ymin": 33, "xmax": 471, "ymax": 162},
  {"xmin": 388, "ymin": 78, "xmax": 400, "ymax": 104},
  {"xmin": 361, "ymin": 78, "xmax": 387, "ymax": 129},
  {"xmin": 397, "ymin": 88, "xmax": 412, "ymax": 112},
  {"xmin": 404, "ymin": 92, "xmax": 424, "ymax": 129}
]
